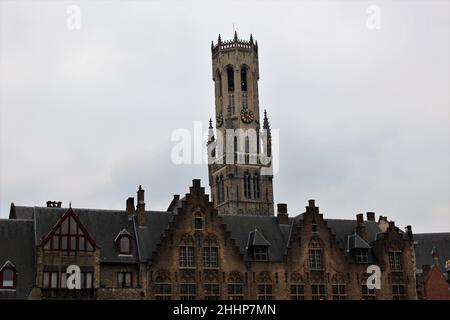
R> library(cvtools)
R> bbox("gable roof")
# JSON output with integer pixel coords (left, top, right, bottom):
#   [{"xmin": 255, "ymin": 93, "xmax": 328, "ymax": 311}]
[
  {"xmin": 414, "ymin": 232, "xmax": 450, "ymax": 273},
  {"xmin": 0, "ymin": 219, "xmax": 36, "ymax": 299},
  {"xmin": 347, "ymin": 233, "xmax": 371, "ymax": 251},
  {"xmin": 32, "ymin": 206, "xmax": 140, "ymax": 264},
  {"xmin": 247, "ymin": 228, "xmax": 272, "ymax": 248}
]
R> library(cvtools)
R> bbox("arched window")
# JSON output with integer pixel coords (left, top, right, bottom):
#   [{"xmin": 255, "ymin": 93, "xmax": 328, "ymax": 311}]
[
  {"xmin": 244, "ymin": 172, "xmax": 251, "ymax": 198},
  {"xmin": 119, "ymin": 235, "xmax": 132, "ymax": 255},
  {"xmin": 245, "ymin": 136, "xmax": 249, "ymax": 164},
  {"xmin": 253, "ymin": 173, "xmax": 260, "ymax": 198},
  {"xmin": 219, "ymin": 174, "xmax": 225, "ymax": 203},
  {"xmin": 227, "ymin": 65, "xmax": 234, "ymax": 92},
  {"xmin": 240, "ymin": 66, "xmax": 248, "ymax": 91},
  {"xmin": 179, "ymin": 235, "xmax": 195, "ymax": 269},
  {"xmin": 194, "ymin": 212, "xmax": 203, "ymax": 230},
  {"xmin": 203, "ymin": 235, "xmax": 219, "ymax": 268},
  {"xmin": 0, "ymin": 267, "xmax": 16, "ymax": 289},
  {"xmin": 215, "ymin": 176, "xmax": 221, "ymax": 204}
]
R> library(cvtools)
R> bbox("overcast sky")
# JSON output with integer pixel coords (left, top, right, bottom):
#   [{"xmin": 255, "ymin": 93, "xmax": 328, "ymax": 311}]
[{"xmin": 0, "ymin": 1, "xmax": 449, "ymax": 233}]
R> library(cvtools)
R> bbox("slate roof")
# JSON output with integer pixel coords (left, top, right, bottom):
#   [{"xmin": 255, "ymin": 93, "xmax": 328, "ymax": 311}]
[
  {"xmin": 348, "ymin": 234, "xmax": 371, "ymax": 251},
  {"xmin": 247, "ymin": 228, "xmax": 272, "ymax": 248},
  {"xmin": 0, "ymin": 219, "xmax": 36, "ymax": 299},
  {"xmin": 414, "ymin": 233, "xmax": 450, "ymax": 273},
  {"xmin": 219, "ymin": 214, "xmax": 293, "ymax": 261},
  {"xmin": 134, "ymin": 211, "xmax": 174, "ymax": 262},
  {"xmin": 32, "ymin": 207, "xmax": 140, "ymax": 264}
]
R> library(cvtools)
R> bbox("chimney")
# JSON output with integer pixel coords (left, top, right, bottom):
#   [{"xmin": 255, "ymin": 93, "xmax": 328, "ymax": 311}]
[
  {"xmin": 356, "ymin": 213, "xmax": 367, "ymax": 241},
  {"xmin": 46, "ymin": 201, "xmax": 62, "ymax": 208},
  {"xmin": 306, "ymin": 199, "xmax": 318, "ymax": 214},
  {"xmin": 366, "ymin": 212, "xmax": 375, "ymax": 221},
  {"xmin": 137, "ymin": 185, "xmax": 146, "ymax": 226},
  {"xmin": 126, "ymin": 197, "xmax": 135, "ymax": 216},
  {"xmin": 277, "ymin": 203, "xmax": 289, "ymax": 225},
  {"xmin": 405, "ymin": 225, "xmax": 413, "ymax": 240}
]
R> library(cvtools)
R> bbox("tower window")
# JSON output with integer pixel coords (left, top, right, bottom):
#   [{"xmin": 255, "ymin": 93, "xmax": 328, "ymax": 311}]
[
  {"xmin": 194, "ymin": 216, "xmax": 203, "ymax": 230},
  {"xmin": 253, "ymin": 173, "xmax": 260, "ymax": 198},
  {"xmin": 227, "ymin": 66, "xmax": 234, "ymax": 92},
  {"xmin": 244, "ymin": 172, "xmax": 251, "ymax": 198},
  {"xmin": 241, "ymin": 66, "xmax": 248, "ymax": 91}
]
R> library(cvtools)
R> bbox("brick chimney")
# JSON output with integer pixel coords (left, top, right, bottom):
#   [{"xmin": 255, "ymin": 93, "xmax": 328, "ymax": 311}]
[
  {"xmin": 137, "ymin": 185, "xmax": 146, "ymax": 226},
  {"xmin": 277, "ymin": 203, "xmax": 289, "ymax": 225},
  {"xmin": 46, "ymin": 201, "xmax": 62, "ymax": 208},
  {"xmin": 126, "ymin": 197, "xmax": 135, "ymax": 217},
  {"xmin": 356, "ymin": 213, "xmax": 367, "ymax": 241},
  {"xmin": 366, "ymin": 212, "xmax": 375, "ymax": 221}
]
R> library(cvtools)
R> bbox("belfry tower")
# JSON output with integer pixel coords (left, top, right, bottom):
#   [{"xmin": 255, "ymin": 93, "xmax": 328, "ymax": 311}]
[{"xmin": 208, "ymin": 32, "xmax": 274, "ymax": 216}]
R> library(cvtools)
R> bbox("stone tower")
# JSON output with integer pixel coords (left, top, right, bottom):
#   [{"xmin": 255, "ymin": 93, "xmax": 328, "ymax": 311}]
[{"xmin": 208, "ymin": 32, "xmax": 274, "ymax": 216}]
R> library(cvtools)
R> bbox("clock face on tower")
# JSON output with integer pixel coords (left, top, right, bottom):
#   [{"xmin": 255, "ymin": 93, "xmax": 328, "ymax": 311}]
[{"xmin": 240, "ymin": 107, "xmax": 254, "ymax": 124}]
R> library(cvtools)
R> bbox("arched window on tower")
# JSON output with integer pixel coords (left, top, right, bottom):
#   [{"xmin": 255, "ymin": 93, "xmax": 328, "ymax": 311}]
[
  {"xmin": 253, "ymin": 173, "xmax": 260, "ymax": 199},
  {"xmin": 245, "ymin": 136, "xmax": 250, "ymax": 164},
  {"xmin": 244, "ymin": 172, "xmax": 251, "ymax": 199},
  {"xmin": 240, "ymin": 66, "xmax": 248, "ymax": 91},
  {"xmin": 227, "ymin": 65, "xmax": 234, "ymax": 92},
  {"xmin": 216, "ymin": 176, "xmax": 221, "ymax": 204},
  {"xmin": 219, "ymin": 174, "xmax": 225, "ymax": 204}
]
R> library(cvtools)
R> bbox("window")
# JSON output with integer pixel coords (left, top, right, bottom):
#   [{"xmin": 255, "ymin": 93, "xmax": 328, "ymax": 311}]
[
  {"xmin": 290, "ymin": 284, "xmax": 305, "ymax": 300},
  {"xmin": 227, "ymin": 65, "xmax": 234, "ymax": 92},
  {"xmin": 204, "ymin": 284, "xmax": 220, "ymax": 300},
  {"xmin": 244, "ymin": 172, "xmax": 251, "ymax": 198},
  {"xmin": 43, "ymin": 271, "xmax": 59, "ymax": 289},
  {"xmin": 356, "ymin": 249, "xmax": 369, "ymax": 263},
  {"xmin": 253, "ymin": 174, "xmax": 260, "ymax": 198},
  {"xmin": 332, "ymin": 284, "xmax": 346, "ymax": 300},
  {"xmin": 309, "ymin": 249, "xmax": 323, "ymax": 270},
  {"xmin": 42, "ymin": 213, "xmax": 94, "ymax": 255},
  {"xmin": 311, "ymin": 284, "xmax": 327, "ymax": 300},
  {"xmin": 155, "ymin": 283, "xmax": 172, "ymax": 300},
  {"xmin": 179, "ymin": 246, "xmax": 195, "ymax": 268},
  {"xmin": 216, "ymin": 175, "xmax": 225, "ymax": 204},
  {"xmin": 253, "ymin": 246, "xmax": 268, "ymax": 261},
  {"xmin": 194, "ymin": 215, "xmax": 203, "ymax": 230},
  {"xmin": 203, "ymin": 247, "xmax": 219, "ymax": 268},
  {"xmin": 43, "ymin": 270, "xmax": 92, "ymax": 289},
  {"xmin": 229, "ymin": 93, "xmax": 235, "ymax": 115},
  {"xmin": 240, "ymin": 66, "xmax": 248, "ymax": 91},
  {"xmin": 361, "ymin": 283, "xmax": 376, "ymax": 300},
  {"xmin": 117, "ymin": 272, "xmax": 132, "ymax": 288},
  {"xmin": 389, "ymin": 252, "xmax": 402, "ymax": 270},
  {"xmin": 180, "ymin": 284, "xmax": 196, "ymax": 300},
  {"xmin": 81, "ymin": 272, "xmax": 93, "ymax": 289},
  {"xmin": 257, "ymin": 284, "xmax": 273, "ymax": 300},
  {"xmin": 392, "ymin": 284, "xmax": 406, "ymax": 300},
  {"xmin": 0, "ymin": 268, "xmax": 16, "ymax": 289},
  {"xmin": 119, "ymin": 236, "xmax": 132, "ymax": 255},
  {"xmin": 228, "ymin": 283, "xmax": 243, "ymax": 300},
  {"xmin": 312, "ymin": 224, "xmax": 318, "ymax": 233}
]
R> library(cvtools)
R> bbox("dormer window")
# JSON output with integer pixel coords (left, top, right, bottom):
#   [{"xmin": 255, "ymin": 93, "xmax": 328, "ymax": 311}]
[
  {"xmin": 0, "ymin": 261, "xmax": 16, "ymax": 289},
  {"xmin": 115, "ymin": 229, "xmax": 133, "ymax": 255},
  {"xmin": 247, "ymin": 228, "xmax": 271, "ymax": 262},
  {"xmin": 253, "ymin": 246, "xmax": 268, "ymax": 261},
  {"xmin": 119, "ymin": 236, "xmax": 131, "ymax": 255}
]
